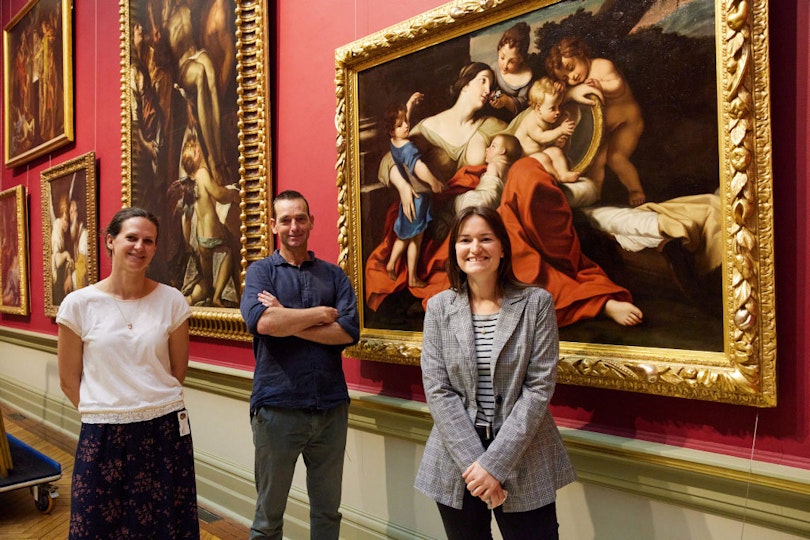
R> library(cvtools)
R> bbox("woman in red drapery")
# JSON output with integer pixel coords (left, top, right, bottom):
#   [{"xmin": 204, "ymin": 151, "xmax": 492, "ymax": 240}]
[{"xmin": 365, "ymin": 62, "xmax": 642, "ymax": 327}]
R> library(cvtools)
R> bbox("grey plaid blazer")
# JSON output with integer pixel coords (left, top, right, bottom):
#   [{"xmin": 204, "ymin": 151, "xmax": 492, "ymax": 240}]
[{"xmin": 415, "ymin": 285, "xmax": 575, "ymax": 512}]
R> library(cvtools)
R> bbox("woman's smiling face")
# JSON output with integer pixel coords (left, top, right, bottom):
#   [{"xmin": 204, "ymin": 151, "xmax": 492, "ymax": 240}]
[
  {"xmin": 106, "ymin": 217, "xmax": 158, "ymax": 272},
  {"xmin": 455, "ymin": 214, "xmax": 503, "ymax": 279}
]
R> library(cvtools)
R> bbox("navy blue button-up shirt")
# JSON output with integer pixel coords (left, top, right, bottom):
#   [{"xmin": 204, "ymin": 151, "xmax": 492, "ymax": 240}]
[{"xmin": 241, "ymin": 250, "xmax": 359, "ymax": 414}]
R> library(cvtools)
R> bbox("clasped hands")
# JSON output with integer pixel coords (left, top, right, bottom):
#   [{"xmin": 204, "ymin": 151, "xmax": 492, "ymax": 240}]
[{"xmin": 462, "ymin": 461, "xmax": 508, "ymax": 510}]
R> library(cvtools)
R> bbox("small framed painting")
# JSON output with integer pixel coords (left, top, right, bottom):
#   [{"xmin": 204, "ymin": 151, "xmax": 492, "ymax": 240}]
[
  {"xmin": 41, "ymin": 151, "xmax": 97, "ymax": 317},
  {"xmin": 0, "ymin": 185, "xmax": 30, "ymax": 316},
  {"xmin": 3, "ymin": 0, "xmax": 74, "ymax": 168}
]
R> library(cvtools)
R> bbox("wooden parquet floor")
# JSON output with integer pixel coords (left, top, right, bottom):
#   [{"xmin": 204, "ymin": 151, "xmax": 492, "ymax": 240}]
[{"xmin": 0, "ymin": 403, "xmax": 250, "ymax": 539}]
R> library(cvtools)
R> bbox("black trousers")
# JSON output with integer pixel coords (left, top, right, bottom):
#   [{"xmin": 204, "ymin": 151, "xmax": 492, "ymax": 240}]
[{"xmin": 437, "ymin": 490, "xmax": 559, "ymax": 540}]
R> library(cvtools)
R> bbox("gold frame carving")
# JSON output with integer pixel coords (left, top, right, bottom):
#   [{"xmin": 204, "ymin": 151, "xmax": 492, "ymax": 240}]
[
  {"xmin": 119, "ymin": 0, "xmax": 272, "ymax": 341},
  {"xmin": 0, "ymin": 185, "xmax": 30, "ymax": 316},
  {"xmin": 41, "ymin": 151, "xmax": 98, "ymax": 318},
  {"xmin": 3, "ymin": 0, "xmax": 74, "ymax": 168},
  {"xmin": 335, "ymin": 0, "xmax": 776, "ymax": 406}
]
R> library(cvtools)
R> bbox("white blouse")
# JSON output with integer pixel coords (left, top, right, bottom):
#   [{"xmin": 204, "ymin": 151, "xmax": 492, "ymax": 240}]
[{"xmin": 56, "ymin": 283, "xmax": 192, "ymax": 423}]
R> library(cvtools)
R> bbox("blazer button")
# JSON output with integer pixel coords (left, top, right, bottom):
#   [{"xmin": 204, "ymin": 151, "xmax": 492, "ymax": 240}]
[{"xmin": 495, "ymin": 395, "xmax": 503, "ymax": 404}]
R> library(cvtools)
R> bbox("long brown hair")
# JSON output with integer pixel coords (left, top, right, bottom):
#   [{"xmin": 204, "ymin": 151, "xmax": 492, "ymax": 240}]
[{"xmin": 446, "ymin": 206, "xmax": 523, "ymax": 293}]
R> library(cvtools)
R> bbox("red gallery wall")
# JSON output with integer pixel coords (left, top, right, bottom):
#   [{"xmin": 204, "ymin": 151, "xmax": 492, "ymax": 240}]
[{"xmin": 2, "ymin": 1, "xmax": 808, "ymax": 468}]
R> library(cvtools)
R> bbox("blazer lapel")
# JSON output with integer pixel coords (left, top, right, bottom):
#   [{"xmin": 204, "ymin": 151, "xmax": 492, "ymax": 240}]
[
  {"xmin": 446, "ymin": 290, "xmax": 477, "ymax": 384},
  {"xmin": 490, "ymin": 288, "xmax": 528, "ymax": 372}
]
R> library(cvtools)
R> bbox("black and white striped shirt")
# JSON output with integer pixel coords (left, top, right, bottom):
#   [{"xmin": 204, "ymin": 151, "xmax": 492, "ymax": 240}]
[{"xmin": 472, "ymin": 312, "xmax": 499, "ymax": 426}]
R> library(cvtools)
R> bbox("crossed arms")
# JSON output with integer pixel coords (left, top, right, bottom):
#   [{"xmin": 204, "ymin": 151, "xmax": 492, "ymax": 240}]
[{"xmin": 255, "ymin": 290, "xmax": 354, "ymax": 345}]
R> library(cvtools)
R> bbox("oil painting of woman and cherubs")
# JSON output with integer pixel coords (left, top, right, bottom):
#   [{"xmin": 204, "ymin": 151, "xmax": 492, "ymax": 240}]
[{"xmin": 336, "ymin": 0, "xmax": 776, "ymax": 405}]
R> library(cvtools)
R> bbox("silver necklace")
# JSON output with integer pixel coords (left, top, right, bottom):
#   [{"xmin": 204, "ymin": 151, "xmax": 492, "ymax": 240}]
[{"xmin": 112, "ymin": 296, "xmax": 142, "ymax": 330}]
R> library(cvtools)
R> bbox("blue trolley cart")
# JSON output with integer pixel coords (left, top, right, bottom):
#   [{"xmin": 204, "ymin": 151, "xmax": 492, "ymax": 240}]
[{"xmin": 0, "ymin": 434, "xmax": 62, "ymax": 514}]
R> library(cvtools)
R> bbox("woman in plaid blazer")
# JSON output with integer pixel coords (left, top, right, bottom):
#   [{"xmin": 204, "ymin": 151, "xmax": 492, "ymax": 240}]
[{"xmin": 415, "ymin": 206, "xmax": 575, "ymax": 539}]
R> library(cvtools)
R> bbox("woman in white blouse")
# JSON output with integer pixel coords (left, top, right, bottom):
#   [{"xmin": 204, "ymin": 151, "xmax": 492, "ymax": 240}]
[{"xmin": 57, "ymin": 207, "xmax": 198, "ymax": 539}]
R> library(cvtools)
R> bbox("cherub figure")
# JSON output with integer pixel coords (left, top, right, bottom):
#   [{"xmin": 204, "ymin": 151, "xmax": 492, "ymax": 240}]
[
  {"xmin": 178, "ymin": 133, "xmax": 240, "ymax": 306},
  {"xmin": 383, "ymin": 92, "xmax": 445, "ymax": 288},
  {"xmin": 513, "ymin": 77, "xmax": 580, "ymax": 184},
  {"xmin": 546, "ymin": 37, "xmax": 646, "ymax": 206}
]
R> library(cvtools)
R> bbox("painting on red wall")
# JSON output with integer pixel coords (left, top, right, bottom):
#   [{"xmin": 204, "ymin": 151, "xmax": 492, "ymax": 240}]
[
  {"xmin": 41, "ymin": 151, "xmax": 98, "ymax": 318},
  {"xmin": 336, "ymin": 0, "xmax": 776, "ymax": 405},
  {"xmin": 3, "ymin": 0, "xmax": 74, "ymax": 168},
  {"xmin": 120, "ymin": 0, "xmax": 273, "ymax": 341},
  {"xmin": 0, "ymin": 185, "xmax": 29, "ymax": 316}
]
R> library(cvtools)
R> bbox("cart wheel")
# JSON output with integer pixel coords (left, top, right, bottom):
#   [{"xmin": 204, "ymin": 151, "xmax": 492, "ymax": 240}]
[{"xmin": 33, "ymin": 488, "xmax": 54, "ymax": 514}]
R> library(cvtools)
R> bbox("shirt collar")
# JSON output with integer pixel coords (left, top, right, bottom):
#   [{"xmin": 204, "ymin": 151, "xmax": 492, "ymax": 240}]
[{"xmin": 270, "ymin": 249, "xmax": 315, "ymax": 267}]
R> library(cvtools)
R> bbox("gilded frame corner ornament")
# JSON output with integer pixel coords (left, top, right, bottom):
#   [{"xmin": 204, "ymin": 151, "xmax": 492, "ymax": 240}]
[
  {"xmin": 119, "ymin": 0, "xmax": 272, "ymax": 341},
  {"xmin": 335, "ymin": 0, "xmax": 776, "ymax": 406},
  {"xmin": 0, "ymin": 185, "xmax": 30, "ymax": 316},
  {"xmin": 41, "ymin": 151, "xmax": 98, "ymax": 318}
]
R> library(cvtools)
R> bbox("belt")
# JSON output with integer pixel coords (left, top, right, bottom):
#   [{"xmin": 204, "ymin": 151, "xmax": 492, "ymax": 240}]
[
  {"xmin": 475, "ymin": 424, "xmax": 496, "ymax": 442},
  {"xmin": 300, "ymin": 407, "xmax": 330, "ymax": 415},
  {"xmin": 253, "ymin": 405, "xmax": 332, "ymax": 416}
]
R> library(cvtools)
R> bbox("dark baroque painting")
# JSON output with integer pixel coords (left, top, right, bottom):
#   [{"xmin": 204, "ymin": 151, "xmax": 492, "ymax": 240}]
[
  {"xmin": 3, "ymin": 0, "xmax": 74, "ymax": 168},
  {"xmin": 0, "ymin": 185, "xmax": 29, "ymax": 316},
  {"xmin": 120, "ymin": 0, "xmax": 273, "ymax": 340},
  {"xmin": 125, "ymin": 0, "xmax": 241, "ymax": 306}
]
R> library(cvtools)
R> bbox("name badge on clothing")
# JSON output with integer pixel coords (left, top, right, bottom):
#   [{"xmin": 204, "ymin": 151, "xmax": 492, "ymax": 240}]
[{"xmin": 178, "ymin": 410, "xmax": 191, "ymax": 437}]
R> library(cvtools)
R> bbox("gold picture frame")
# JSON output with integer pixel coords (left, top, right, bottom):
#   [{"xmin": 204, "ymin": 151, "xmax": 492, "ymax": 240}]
[
  {"xmin": 41, "ymin": 151, "xmax": 98, "ymax": 318},
  {"xmin": 119, "ymin": 0, "xmax": 272, "ymax": 341},
  {"xmin": 0, "ymin": 185, "xmax": 30, "ymax": 316},
  {"xmin": 3, "ymin": 0, "xmax": 74, "ymax": 168},
  {"xmin": 335, "ymin": 0, "xmax": 776, "ymax": 406}
]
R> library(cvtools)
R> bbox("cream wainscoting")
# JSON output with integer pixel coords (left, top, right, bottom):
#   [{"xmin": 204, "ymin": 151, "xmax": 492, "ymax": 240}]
[{"xmin": 1, "ymin": 326, "xmax": 808, "ymax": 539}]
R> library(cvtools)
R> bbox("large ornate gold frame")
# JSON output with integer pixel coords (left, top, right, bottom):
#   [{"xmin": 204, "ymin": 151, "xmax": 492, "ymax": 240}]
[
  {"xmin": 335, "ymin": 0, "xmax": 776, "ymax": 406},
  {"xmin": 119, "ymin": 0, "xmax": 272, "ymax": 341}
]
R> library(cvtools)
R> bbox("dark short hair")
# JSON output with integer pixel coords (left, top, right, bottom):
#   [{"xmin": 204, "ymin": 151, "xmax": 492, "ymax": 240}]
[
  {"xmin": 272, "ymin": 190, "xmax": 310, "ymax": 218},
  {"xmin": 104, "ymin": 207, "xmax": 160, "ymax": 255},
  {"xmin": 446, "ymin": 205, "xmax": 521, "ymax": 292}
]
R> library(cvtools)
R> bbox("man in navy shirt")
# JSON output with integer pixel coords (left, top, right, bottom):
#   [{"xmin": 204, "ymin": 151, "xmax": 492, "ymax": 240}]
[{"xmin": 241, "ymin": 190, "xmax": 359, "ymax": 540}]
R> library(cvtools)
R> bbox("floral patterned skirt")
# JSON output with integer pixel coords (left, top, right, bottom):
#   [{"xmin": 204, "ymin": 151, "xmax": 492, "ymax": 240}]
[{"xmin": 69, "ymin": 410, "xmax": 199, "ymax": 539}]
